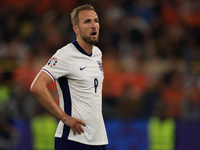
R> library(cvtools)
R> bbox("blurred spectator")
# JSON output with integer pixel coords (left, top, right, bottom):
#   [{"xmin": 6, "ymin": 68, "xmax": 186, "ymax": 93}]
[
  {"xmin": 30, "ymin": 107, "xmax": 57, "ymax": 150},
  {"xmin": 0, "ymin": 72, "xmax": 19, "ymax": 150},
  {"xmin": 148, "ymin": 101, "xmax": 176, "ymax": 150},
  {"xmin": 181, "ymin": 74, "xmax": 200, "ymax": 121},
  {"xmin": 161, "ymin": 70, "xmax": 184, "ymax": 118}
]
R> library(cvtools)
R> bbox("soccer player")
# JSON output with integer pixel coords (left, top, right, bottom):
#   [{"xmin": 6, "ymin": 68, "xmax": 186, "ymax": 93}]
[{"xmin": 30, "ymin": 4, "xmax": 108, "ymax": 150}]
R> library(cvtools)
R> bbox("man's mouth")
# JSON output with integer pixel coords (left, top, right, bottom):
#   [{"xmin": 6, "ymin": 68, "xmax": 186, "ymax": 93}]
[{"xmin": 91, "ymin": 31, "xmax": 97, "ymax": 36}]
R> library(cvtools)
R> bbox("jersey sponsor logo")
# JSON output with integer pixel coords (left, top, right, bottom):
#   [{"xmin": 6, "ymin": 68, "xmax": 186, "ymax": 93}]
[
  {"xmin": 80, "ymin": 66, "xmax": 87, "ymax": 70},
  {"xmin": 97, "ymin": 61, "xmax": 103, "ymax": 72},
  {"xmin": 48, "ymin": 57, "xmax": 58, "ymax": 67}
]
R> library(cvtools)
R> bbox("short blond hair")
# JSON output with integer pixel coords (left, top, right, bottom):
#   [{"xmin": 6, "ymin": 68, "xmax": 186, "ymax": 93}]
[{"xmin": 70, "ymin": 4, "xmax": 95, "ymax": 25}]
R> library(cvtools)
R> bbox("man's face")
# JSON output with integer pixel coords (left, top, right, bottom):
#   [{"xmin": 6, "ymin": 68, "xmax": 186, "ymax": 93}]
[{"xmin": 77, "ymin": 10, "xmax": 100, "ymax": 45}]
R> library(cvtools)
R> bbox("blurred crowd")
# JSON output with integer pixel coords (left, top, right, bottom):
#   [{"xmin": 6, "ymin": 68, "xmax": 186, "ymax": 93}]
[{"xmin": 0, "ymin": 0, "xmax": 200, "ymax": 149}]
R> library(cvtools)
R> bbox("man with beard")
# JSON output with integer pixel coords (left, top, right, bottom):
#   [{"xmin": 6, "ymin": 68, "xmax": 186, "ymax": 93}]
[{"xmin": 30, "ymin": 4, "xmax": 108, "ymax": 150}]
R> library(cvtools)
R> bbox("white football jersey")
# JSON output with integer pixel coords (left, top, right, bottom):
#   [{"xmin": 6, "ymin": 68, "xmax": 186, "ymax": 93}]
[{"xmin": 41, "ymin": 39, "xmax": 108, "ymax": 145}]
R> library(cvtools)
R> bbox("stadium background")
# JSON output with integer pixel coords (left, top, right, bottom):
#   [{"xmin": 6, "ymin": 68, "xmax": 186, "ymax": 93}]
[{"xmin": 0, "ymin": 0, "xmax": 200, "ymax": 149}]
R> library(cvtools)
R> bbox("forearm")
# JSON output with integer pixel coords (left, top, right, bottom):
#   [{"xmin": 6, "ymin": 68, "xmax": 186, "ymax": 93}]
[
  {"xmin": 30, "ymin": 71, "xmax": 86, "ymax": 135},
  {"xmin": 32, "ymin": 85, "xmax": 65, "ymax": 120},
  {"xmin": 30, "ymin": 71, "xmax": 67, "ymax": 121},
  {"xmin": 32, "ymin": 86, "xmax": 85, "ymax": 135}
]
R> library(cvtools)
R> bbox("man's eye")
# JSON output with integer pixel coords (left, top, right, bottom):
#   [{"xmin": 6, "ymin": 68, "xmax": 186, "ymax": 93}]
[
  {"xmin": 85, "ymin": 20, "xmax": 90, "ymax": 23},
  {"xmin": 94, "ymin": 19, "xmax": 99, "ymax": 22}
]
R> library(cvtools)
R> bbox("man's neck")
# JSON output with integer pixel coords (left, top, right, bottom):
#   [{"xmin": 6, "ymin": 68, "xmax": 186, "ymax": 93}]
[{"xmin": 76, "ymin": 38, "xmax": 93, "ymax": 55}]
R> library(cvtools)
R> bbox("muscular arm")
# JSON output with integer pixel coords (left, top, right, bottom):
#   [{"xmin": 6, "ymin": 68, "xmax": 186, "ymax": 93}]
[{"xmin": 30, "ymin": 71, "xmax": 86, "ymax": 135}]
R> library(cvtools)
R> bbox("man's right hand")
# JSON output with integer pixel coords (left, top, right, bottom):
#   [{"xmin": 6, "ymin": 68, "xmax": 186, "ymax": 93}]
[{"xmin": 61, "ymin": 115, "xmax": 86, "ymax": 135}]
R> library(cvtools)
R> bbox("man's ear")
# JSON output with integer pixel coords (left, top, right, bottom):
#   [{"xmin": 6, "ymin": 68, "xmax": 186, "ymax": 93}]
[{"xmin": 73, "ymin": 25, "xmax": 79, "ymax": 34}]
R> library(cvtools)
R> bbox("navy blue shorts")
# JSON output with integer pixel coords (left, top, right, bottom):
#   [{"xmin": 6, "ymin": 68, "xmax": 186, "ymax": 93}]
[{"xmin": 55, "ymin": 137, "xmax": 107, "ymax": 150}]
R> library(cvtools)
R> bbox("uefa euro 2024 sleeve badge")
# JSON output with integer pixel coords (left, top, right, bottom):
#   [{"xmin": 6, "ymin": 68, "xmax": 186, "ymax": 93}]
[{"xmin": 48, "ymin": 57, "xmax": 58, "ymax": 67}]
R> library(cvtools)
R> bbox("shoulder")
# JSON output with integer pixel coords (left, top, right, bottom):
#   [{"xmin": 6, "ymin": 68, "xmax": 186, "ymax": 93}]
[
  {"xmin": 53, "ymin": 43, "xmax": 74, "ymax": 61},
  {"xmin": 92, "ymin": 46, "xmax": 102, "ymax": 57}
]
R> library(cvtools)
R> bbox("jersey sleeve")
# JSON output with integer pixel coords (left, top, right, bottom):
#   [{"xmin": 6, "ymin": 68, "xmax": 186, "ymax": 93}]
[{"xmin": 41, "ymin": 49, "xmax": 70, "ymax": 81}]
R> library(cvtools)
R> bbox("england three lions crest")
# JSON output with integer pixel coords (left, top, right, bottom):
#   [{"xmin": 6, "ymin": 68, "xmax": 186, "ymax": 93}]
[{"xmin": 97, "ymin": 61, "xmax": 103, "ymax": 72}]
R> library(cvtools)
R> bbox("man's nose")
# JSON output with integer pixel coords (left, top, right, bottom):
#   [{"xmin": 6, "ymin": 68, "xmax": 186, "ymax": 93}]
[{"xmin": 91, "ymin": 21, "xmax": 97, "ymax": 28}]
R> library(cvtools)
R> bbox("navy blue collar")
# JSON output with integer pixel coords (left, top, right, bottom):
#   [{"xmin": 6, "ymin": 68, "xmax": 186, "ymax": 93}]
[{"xmin": 72, "ymin": 38, "xmax": 92, "ymax": 57}]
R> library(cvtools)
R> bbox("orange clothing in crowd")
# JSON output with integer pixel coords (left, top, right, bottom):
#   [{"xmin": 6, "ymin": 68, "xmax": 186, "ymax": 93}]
[
  {"xmin": 127, "ymin": 72, "xmax": 149, "ymax": 94},
  {"xmin": 162, "ymin": 86, "xmax": 184, "ymax": 118},
  {"xmin": 3, "ymin": 0, "xmax": 78, "ymax": 14},
  {"xmin": 103, "ymin": 71, "xmax": 126, "ymax": 98}
]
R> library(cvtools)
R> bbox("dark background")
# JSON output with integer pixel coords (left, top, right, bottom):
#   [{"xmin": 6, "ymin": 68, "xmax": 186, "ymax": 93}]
[{"xmin": 0, "ymin": 0, "xmax": 200, "ymax": 149}]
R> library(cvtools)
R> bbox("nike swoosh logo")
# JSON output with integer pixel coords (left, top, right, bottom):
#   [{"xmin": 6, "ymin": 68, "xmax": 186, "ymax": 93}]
[{"xmin": 80, "ymin": 67, "xmax": 87, "ymax": 70}]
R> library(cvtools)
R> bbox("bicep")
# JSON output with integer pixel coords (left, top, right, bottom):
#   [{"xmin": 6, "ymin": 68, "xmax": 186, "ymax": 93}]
[
  {"xmin": 30, "ymin": 71, "xmax": 64, "ymax": 119},
  {"xmin": 30, "ymin": 71, "xmax": 53, "ymax": 93}
]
